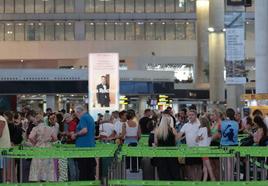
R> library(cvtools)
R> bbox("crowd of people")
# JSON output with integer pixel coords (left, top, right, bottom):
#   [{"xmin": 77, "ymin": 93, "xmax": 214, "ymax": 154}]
[{"xmin": 0, "ymin": 105, "xmax": 268, "ymax": 182}]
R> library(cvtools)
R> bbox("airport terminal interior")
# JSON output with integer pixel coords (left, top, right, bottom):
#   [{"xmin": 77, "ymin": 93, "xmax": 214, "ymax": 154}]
[{"xmin": 0, "ymin": 0, "xmax": 268, "ymax": 185}]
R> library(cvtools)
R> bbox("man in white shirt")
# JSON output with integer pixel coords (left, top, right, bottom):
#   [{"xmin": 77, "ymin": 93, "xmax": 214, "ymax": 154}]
[
  {"xmin": 113, "ymin": 111, "xmax": 127, "ymax": 143},
  {"xmin": 176, "ymin": 109, "xmax": 202, "ymax": 181},
  {"xmin": 177, "ymin": 110, "xmax": 200, "ymax": 146}
]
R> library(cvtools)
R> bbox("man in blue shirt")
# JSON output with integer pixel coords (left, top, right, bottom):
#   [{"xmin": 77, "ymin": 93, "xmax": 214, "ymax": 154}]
[
  {"xmin": 219, "ymin": 108, "xmax": 239, "ymax": 146},
  {"xmin": 218, "ymin": 108, "xmax": 238, "ymax": 181},
  {"xmin": 71, "ymin": 105, "xmax": 96, "ymax": 180}
]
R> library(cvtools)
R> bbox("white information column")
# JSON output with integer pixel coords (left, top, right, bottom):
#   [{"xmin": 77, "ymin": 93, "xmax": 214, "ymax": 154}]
[
  {"xmin": 255, "ymin": 0, "xmax": 268, "ymax": 94},
  {"xmin": 89, "ymin": 53, "xmax": 119, "ymax": 119}
]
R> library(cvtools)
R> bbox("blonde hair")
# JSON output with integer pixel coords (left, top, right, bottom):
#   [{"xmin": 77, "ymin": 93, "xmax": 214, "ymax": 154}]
[
  {"xmin": 199, "ymin": 116, "xmax": 211, "ymax": 137},
  {"xmin": 156, "ymin": 115, "xmax": 172, "ymax": 141}
]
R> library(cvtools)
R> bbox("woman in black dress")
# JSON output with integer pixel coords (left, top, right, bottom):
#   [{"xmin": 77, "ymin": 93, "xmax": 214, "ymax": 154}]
[{"xmin": 154, "ymin": 114, "xmax": 180, "ymax": 180}]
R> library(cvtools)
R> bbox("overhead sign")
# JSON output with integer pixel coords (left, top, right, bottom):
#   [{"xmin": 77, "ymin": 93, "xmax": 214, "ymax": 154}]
[
  {"xmin": 225, "ymin": 28, "xmax": 245, "ymax": 61},
  {"xmin": 227, "ymin": 0, "xmax": 252, "ymax": 7},
  {"xmin": 241, "ymin": 94, "xmax": 268, "ymax": 101},
  {"xmin": 89, "ymin": 53, "xmax": 119, "ymax": 119},
  {"xmin": 227, "ymin": 0, "xmax": 245, "ymax": 6},
  {"xmin": 224, "ymin": 12, "xmax": 246, "ymax": 84},
  {"xmin": 157, "ymin": 95, "xmax": 172, "ymax": 106},
  {"xmin": 119, "ymin": 95, "xmax": 128, "ymax": 105}
]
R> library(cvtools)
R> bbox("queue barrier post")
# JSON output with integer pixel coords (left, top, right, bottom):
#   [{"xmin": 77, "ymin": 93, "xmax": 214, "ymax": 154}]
[
  {"xmin": 123, "ymin": 156, "xmax": 126, "ymax": 179},
  {"xmin": 235, "ymin": 152, "xmax": 240, "ymax": 181},
  {"xmin": 219, "ymin": 156, "xmax": 223, "ymax": 181},
  {"xmin": 260, "ymin": 160, "xmax": 266, "ymax": 180},
  {"xmin": 252, "ymin": 157, "xmax": 258, "ymax": 180},
  {"xmin": 223, "ymin": 157, "xmax": 228, "ymax": 181},
  {"xmin": 245, "ymin": 154, "xmax": 250, "ymax": 181},
  {"xmin": 229, "ymin": 149, "xmax": 235, "ymax": 181},
  {"xmin": 19, "ymin": 157, "xmax": 23, "ymax": 183}
]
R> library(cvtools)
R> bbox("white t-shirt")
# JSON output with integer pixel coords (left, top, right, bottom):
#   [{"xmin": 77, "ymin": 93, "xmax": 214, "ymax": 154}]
[
  {"xmin": 180, "ymin": 119, "xmax": 200, "ymax": 147},
  {"xmin": 99, "ymin": 123, "xmax": 114, "ymax": 137},
  {"xmin": 197, "ymin": 127, "xmax": 211, "ymax": 147},
  {"xmin": 114, "ymin": 120, "xmax": 123, "ymax": 135}
]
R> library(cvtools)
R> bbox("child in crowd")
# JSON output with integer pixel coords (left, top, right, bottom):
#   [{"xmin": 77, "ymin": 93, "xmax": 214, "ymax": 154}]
[{"xmin": 196, "ymin": 117, "xmax": 215, "ymax": 181}]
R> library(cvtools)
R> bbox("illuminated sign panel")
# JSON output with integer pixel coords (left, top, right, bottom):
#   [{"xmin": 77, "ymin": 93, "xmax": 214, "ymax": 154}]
[{"xmin": 89, "ymin": 53, "xmax": 119, "ymax": 119}]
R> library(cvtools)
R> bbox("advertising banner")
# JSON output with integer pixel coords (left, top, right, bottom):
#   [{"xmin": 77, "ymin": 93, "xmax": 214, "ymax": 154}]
[
  {"xmin": 89, "ymin": 53, "xmax": 119, "ymax": 119},
  {"xmin": 224, "ymin": 12, "xmax": 246, "ymax": 84}
]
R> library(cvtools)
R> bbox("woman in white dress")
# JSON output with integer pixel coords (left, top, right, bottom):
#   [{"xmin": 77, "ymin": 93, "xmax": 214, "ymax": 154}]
[{"xmin": 29, "ymin": 114, "xmax": 58, "ymax": 182}]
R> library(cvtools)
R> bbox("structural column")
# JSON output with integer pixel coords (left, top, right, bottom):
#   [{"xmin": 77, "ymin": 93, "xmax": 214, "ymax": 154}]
[
  {"xmin": 196, "ymin": 0, "xmax": 209, "ymax": 84},
  {"xmin": 209, "ymin": 0, "xmax": 225, "ymax": 107},
  {"xmin": 226, "ymin": 85, "xmax": 244, "ymax": 111},
  {"xmin": 255, "ymin": 0, "xmax": 268, "ymax": 93},
  {"xmin": 75, "ymin": 0, "xmax": 85, "ymax": 40},
  {"xmin": 75, "ymin": 0, "xmax": 84, "ymax": 13},
  {"xmin": 138, "ymin": 96, "xmax": 148, "ymax": 115},
  {"xmin": 46, "ymin": 95, "xmax": 57, "ymax": 112}
]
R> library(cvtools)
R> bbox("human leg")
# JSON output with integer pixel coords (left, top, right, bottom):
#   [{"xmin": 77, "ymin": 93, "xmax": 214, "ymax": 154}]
[{"xmin": 205, "ymin": 159, "xmax": 216, "ymax": 181}]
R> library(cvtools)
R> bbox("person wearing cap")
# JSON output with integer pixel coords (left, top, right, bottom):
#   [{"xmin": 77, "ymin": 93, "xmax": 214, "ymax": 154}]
[{"xmin": 0, "ymin": 116, "xmax": 11, "ymax": 182}]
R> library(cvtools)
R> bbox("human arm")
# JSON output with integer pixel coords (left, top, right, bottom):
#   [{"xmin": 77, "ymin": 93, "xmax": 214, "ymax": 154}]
[
  {"xmin": 71, "ymin": 127, "xmax": 88, "ymax": 140},
  {"xmin": 71, "ymin": 118, "xmax": 88, "ymax": 140},
  {"xmin": 213, "ymin": 123, "xmax": 222, "ymax": 140},
  {"xmin": 121, "ymin": 122, "xmax": 126, "ymax": 139},
  {"xmin": 137, "ymin": 125, "xmax": 141, "ymax": 140},
  {"xmin": 28, "ymin": 127, "xmax": 37, "ymax": 145},
  {"xmin": 0, "ymin": 121, "xmax": 5, "ymax": 137},
  {"xmin": 174, "ymin": 124, "xmax": 186, "ymax": 140},
  {"xmin": 51, "ymin": 131, "xmax": 58, "ymax": 142}
]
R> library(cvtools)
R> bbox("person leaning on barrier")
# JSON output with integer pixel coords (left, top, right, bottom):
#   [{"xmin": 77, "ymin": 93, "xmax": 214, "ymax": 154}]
[{"xmin": 71, "ymin": 105, "xmax": 96, "ymax": 181}]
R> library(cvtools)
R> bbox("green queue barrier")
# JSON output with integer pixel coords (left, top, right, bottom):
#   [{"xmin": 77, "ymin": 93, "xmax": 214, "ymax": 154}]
[
  {"xmin": 138, "ymin": 135, "xmax": 149, "ymax": 146},
  {"xmin": 1, "ymin": 149, "xmax": 117, "ymax": 159},
  {"xmin": 2, "ymin": 145, "xmax": 268, "ymax": 184},
  {"xmin": 3, "ymin": 145, "xmax": 268, "ymax": 159},
  {"xmin": 0, "ymin": 181, "xmax": 101, "ymax": 186},
  {"xmin": 119, "ymin": 146, "xmax": 233, "ymax": 158},
  {"xmin": 119, "ymin": 145, "xmax": 268, "ymax": 158},
  {"xmin": 108, "ymin": 180, "xmax": 268, "ymax": 186},
  {"xmin": 1, "ymin": 144, "xmax": 118, "ymax": 159},
  {"xmin": 228, "ymin": 146, "xmax": 268, "ymax": 157}
]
